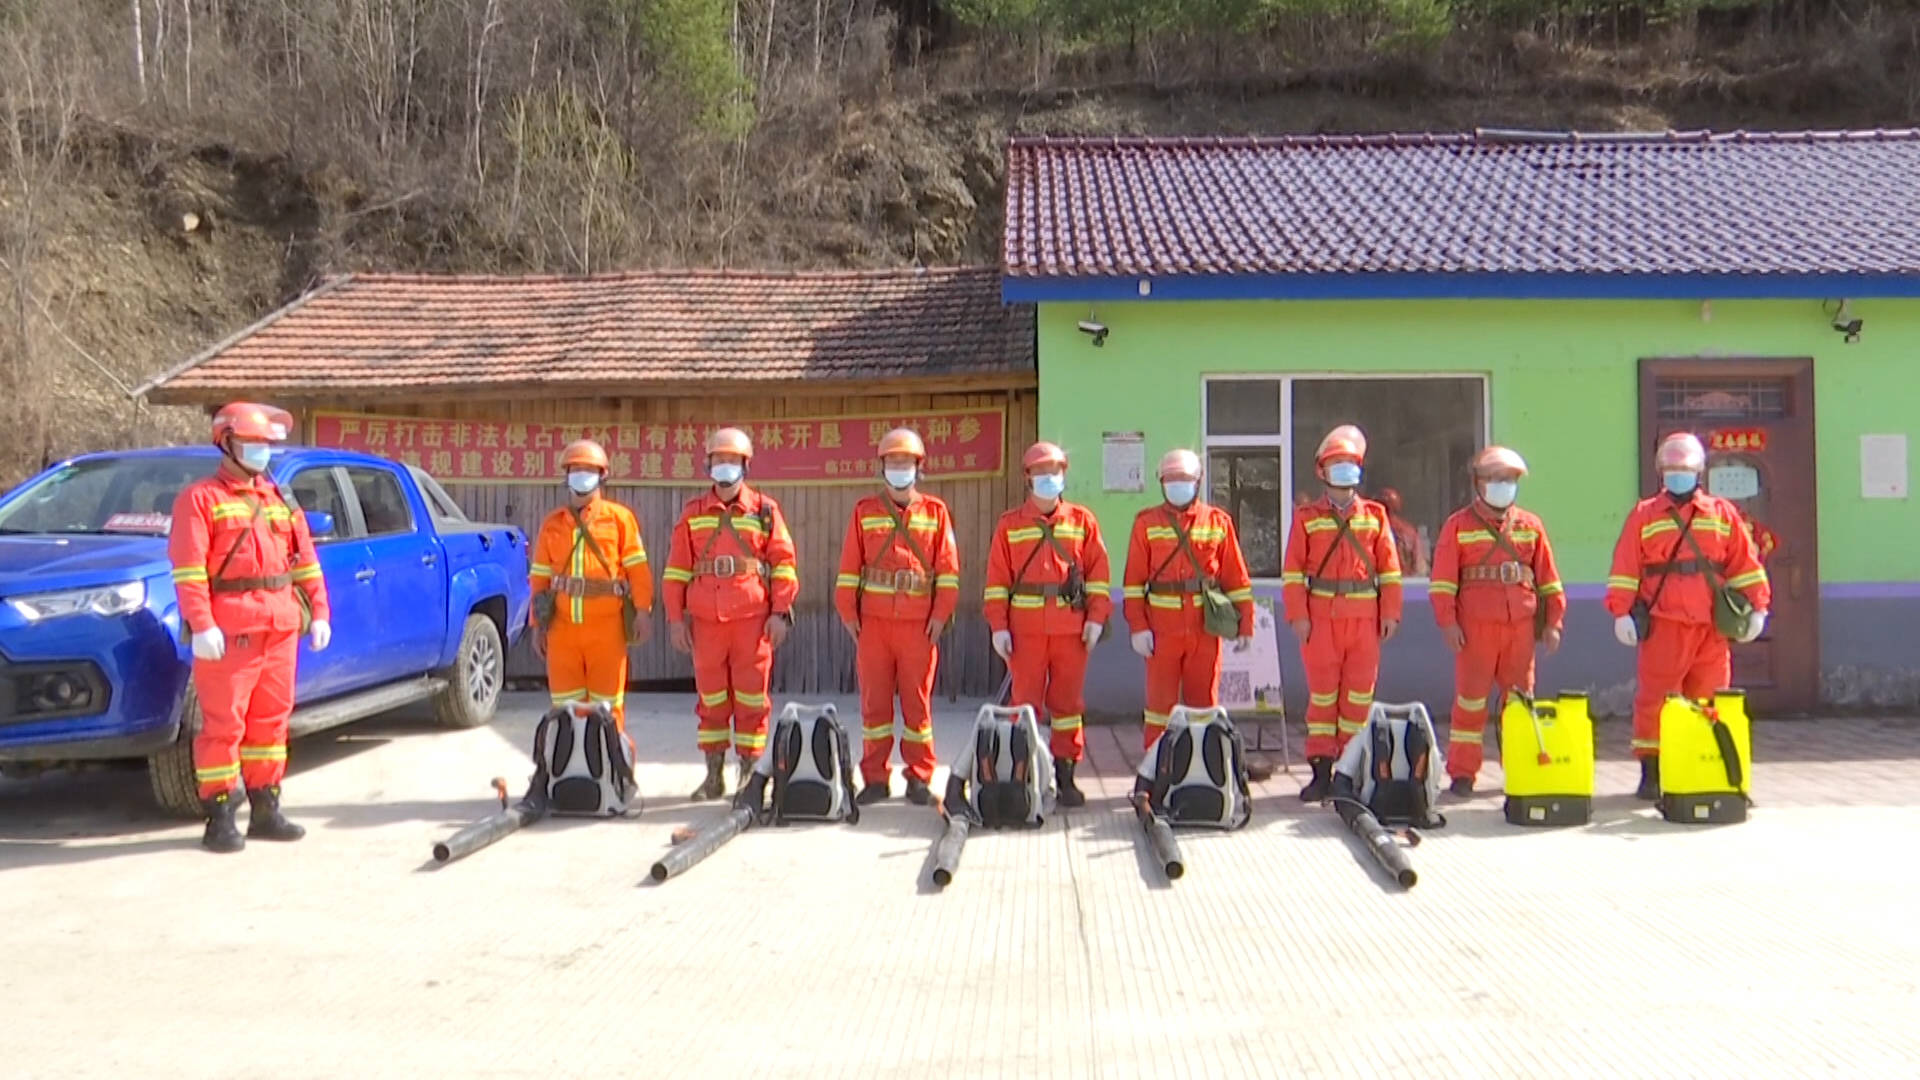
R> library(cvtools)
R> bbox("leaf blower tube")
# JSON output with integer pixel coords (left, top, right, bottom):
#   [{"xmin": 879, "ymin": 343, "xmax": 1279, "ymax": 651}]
[
  {"xmin": 433, "ymin": 802, "xmax": 543, "ymax": 864},
  {"xmin": 1332, "ymin": 796, "xmax": 1417, "ymax": 888},
  {"xmin": 931, "ymin": 815, "xmax": 970, "ymax": 888},
  {"xmin": 1133, "ymin": 797, "xmax": 1184, "ymax": 880},
  {"xmin": 651, "ymin": 806, "xmax": 754, "ymax": 883}
]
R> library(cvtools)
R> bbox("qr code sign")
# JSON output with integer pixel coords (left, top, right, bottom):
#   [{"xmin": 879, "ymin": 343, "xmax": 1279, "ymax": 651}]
[{"xmin": 1219, "ymin": 670, "xmax": 1252, "ymax": 707}]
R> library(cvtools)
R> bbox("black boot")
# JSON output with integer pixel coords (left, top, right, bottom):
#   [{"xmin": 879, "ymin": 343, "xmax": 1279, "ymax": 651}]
[
  {"xmin": 1298, "ymin": 757, "xmax": 1333, "ymax": 802},
  {"xmin": 201, "ymin": 791, "xmax": 245, "ymax": 854},
  {"xmin": 1448, "ymin": 775, "xmax": 1475, "ymax": 797},
  {"xmin": 1055, "ymin": 759, "xmax": 1086, "ymax": 808},
  {"xmin": 1635, "ymin": 757, "xmax": 1661, "ymax": 801},
  {"xmin": 246, "ymin": 785, "xmax": 306, "ymax": 841},
  {"xmin": 734, "ymin": 756, "xmax": 758, "ymax": 796},
  {"xmin": 857, "ymin": 773, "xmax": 892, "ymax": 805},
  {"xmin": 904, "ymin": 775, "xmax": 933, "ymax": 806},
  {"xmin": 691, "ymin": 752, "xmax": 726, "ymax": 801}
]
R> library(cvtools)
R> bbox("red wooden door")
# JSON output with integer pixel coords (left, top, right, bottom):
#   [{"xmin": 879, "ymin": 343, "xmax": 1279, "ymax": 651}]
[{"xmin": 1639, "ymin": 358, "xmax": 1819, "ymax": 716}]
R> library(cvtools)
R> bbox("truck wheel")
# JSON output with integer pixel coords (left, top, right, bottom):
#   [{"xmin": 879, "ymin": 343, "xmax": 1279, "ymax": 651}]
[
  {"xmin": 148, "ymin": 687, "xmax": 206, "ymax": 819},
  {"xmin": 434, "ymin": 614, "xmax": 503, "ymax": 729}
]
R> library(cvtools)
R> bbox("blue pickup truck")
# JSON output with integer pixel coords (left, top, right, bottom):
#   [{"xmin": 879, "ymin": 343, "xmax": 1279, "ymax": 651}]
[{"xmin": 0, "ymin": 446, "xmax": 530, "ymax": 816}]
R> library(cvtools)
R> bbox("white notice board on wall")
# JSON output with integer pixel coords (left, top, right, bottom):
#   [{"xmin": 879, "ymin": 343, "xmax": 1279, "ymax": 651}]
[
  {"xmin": 1103, "ymin": 431, "xmax": 1146, "ymax": 492},
  {"xmin": 1862, "ymin": 435, "xmax": 1909, "ymax": 499}
]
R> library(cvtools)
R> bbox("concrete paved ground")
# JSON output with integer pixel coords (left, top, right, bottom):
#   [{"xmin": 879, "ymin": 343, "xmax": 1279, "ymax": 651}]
[{"xmin": 2, "ymin": 693, "xmax": 1918, "ymax": 1079}]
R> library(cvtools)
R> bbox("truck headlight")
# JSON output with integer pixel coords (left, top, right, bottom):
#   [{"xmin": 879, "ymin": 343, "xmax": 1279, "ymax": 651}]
[{"xmin": 5, "ymin": 581, "xmax": 148, "ymax": 622}]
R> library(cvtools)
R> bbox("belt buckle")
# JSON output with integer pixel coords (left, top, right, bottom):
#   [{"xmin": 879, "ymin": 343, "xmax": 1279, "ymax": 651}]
[
  {"xmin": 565, "ymin": 578, "xmax": 586, "ymax": 598},
  {"xmin": 713, "ymin": 555, "xmax": 737, "ymax": 577},
  {"xmin": 892, "ymin": 569, "xmax": 917, "ymax": 591},
  {"xmin": 1499, "ymin": 563, "xmax": 1524, "ymax": 586}
]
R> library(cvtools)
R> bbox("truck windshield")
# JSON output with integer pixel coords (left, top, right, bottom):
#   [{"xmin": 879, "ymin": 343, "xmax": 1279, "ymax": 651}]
[{"xmin": 0, "ymin": 455, "xmax": 212, "ymax": 536}]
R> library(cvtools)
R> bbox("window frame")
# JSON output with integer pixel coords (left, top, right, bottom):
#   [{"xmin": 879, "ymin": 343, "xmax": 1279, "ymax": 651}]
[
  {"xmin": 341, "ymin": 464, "xmax": 418, "ymax": 539},
  {"xmin": 1200, "ymin": 372, "xmax": 1492, "ymax": 585}
]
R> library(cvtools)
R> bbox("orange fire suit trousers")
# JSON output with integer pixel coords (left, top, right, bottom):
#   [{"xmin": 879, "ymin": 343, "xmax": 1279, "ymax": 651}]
[
  {"xmin": 547, "ymin": 616, "xmax": 631, "ymax": 731},
  {"xmin": 1010, "ymin": 631, "xmax": 1089, "ymax": 763},
  {"xmin": 192, "ymin": 629, "xmax": 299, "ymax": 799},
  {"xmin": 856, "ymin": 616, "xmax": 938, "ymax": 784},
  {"xmin": 693, "ymin": 617, "xmax": 772, "ymax": 760},
  {"xmin": 1144, "ymin": 632, "xmax": 1221, "ymax": 750},
  {"xmin": 1632, "ymin": 617, "xmax": 1730, "ymax": 759},
  {"xmin": 1302, "ymin": 616, "xmax": 1379, "ymax": 760},
  {"xmin": 1446, "ymin": 618, "xmax": 1536, "ymax": 780}
]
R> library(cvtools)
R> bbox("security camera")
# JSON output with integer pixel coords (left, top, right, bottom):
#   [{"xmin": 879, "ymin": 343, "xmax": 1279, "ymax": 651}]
[
  {"xmin": 1077, "ymin": 319, "xmax": 1109, "ymax": 347},
  {"xmin": 1834, "ymin": 316, "xmax": 1863, "ymax": 344}
]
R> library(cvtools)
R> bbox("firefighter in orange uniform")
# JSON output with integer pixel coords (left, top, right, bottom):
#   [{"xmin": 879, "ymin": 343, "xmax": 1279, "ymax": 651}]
[
  {"xmin": 528, "ymin": 440, "xmax": 654, "ymax": 732},
  {"xmin": 1282, "ymin": 425, "xmax": 1403, "ymax": 802},
  {"xmin": 1428, "ymin": 446, "xmax": 1566, "ymax": 796},
  {"xmin": 835, "ymin": 428, "xmax": 961, "ymax": 806},
  {"xmin": 168, "ymin": 402, "xmax": 331, "ymax": 853},
  {"xmin": 984, "ymin": 442, "xmax": 1113, "ymax": 807},
  {"xmin": 664, "ymin": 427, "xmax": 800, "ymax": 800},
  {"xmin": 1606, "ymin": 432, "xmax": 1771, "ymax": 799},
  {"xmin": 1122, "ymin": 449, "xmax": 1255, "ymax": 752}
]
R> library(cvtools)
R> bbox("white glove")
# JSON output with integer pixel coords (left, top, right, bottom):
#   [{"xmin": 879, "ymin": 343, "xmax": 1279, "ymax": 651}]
[
  {"xmin": 191, "ymin": 627, "xmax": 226, "ymax": 661},
  {"xmin": 1736, "ymin": 609, "xmax": 1767, "ymax": 644},
  {"xmin": 991, "ymin": 630, "xmax": 1013, "ymax": 660},
  {"xmin": 309, "ymin": 618, "xmax": 332, "ymax": 652},
  {"xmin": 1082, "ymin": 621, "xmax": 1104, "ymax": 649},
  {"xmin": 1130, "ymin": 630, "xmax": 1154, "ymax": 658},
  {"xmin": 1613, "ymin": 615, "xmax": 1639, "ymax": 647},
  {"xmin": 1233, "ymin": 635, "xmax": 1252, "ymax": 653}
]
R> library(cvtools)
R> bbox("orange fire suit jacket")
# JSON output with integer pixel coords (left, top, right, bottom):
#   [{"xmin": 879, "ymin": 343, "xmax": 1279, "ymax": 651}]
[
  {"xmin": 663, "ymin": 485, "xmax": 799, "ymax": 623},
  {"xmin": 169, "ymin": 466, "xmax": 330, "ymax": 636},
  {"xmin": 984, "ymin": 501, "xmax": 1114, "ymax": 635},
  {"xmin": 1280, "ymin": 495, "xmax": 1403, "ymax": 625},
  {"xmin": 1605, "ymin": 491, "xmax": 1771, "ymax": 624},
  {"xmin": 1122, "ymin": 502, "xmax": 1255, "ymax": 638},
  {"xmin": 834, "ymin": 493, "xmax": 961, "ymax": 625},
  {"xmin": 528, "ymin": 499, "xmax": 654, "ymax": 627},
  {"xmin": 1429, "ymin": 505, "xmax": 1566, "ymax": 630}
]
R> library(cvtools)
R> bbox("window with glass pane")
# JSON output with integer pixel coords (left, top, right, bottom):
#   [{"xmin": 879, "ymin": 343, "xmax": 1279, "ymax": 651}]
[
  {"xmin": 1289, "ymin": 378, "xmax": 1484, "ymax": 579},
  {"xmin": 1207, "ymin": 450, "xmax": 1282, "ymax": 578},
  {"xmin": 1206, "ymin": 379, "xmax": 1283, "ymax": 436}
]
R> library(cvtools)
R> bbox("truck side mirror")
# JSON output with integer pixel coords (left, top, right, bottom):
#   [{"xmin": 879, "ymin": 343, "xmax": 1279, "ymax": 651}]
[{"xmin": 305, "ymin": 510, "xmax": 335, "ymax": 538}]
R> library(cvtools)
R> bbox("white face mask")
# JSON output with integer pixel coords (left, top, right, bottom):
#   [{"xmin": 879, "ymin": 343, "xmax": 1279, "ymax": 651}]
[
  {"xmin": 884, "ymin": 466, "xmax": 917, "ymax": 490},
  {"xmin": 1482, "ymin": 481, "xmax": 1518, "ymax": 509},
  {"xmin": 567, "ymin": 471, "xmax": 601, "ymax": 496},
  {"xmin": 1030, "ymin": 473, "xmax": 1065, "ymax": 500},
  {"xmin": 710, "ymin": 462, "xmax": 744, "ymax": 486},
  {"xmin": 235, "ymin": 442, "xmax": 272, "ymax": 473},
  {"xmin": 1326, "ymin": 462, "xmax": 1362, "ymax": 489},
  {"xmin": 1163, "ymin": 480, "xmax": 1197, "ymax": 507}
]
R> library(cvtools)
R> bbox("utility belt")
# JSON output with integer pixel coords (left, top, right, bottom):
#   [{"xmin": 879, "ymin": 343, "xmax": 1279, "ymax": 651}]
[
  {"xmin": 1460, "ymin": 562, "xmax": 1534, "ymax": 586},
  {"xmin": 1646, "ymin": 559, "xmax": 1708, "ymax": 576},
  {"xmin": 1014, "ymin": 569, "xmax": 1087, "ymax": 609},
  {"xmin": 694, "ymin": 556, "xmax": 765, "ymax": 579},
  {"xmin": 862, "ymin": 567, "xmax": 930, "ymax": 595},
  {"xmin": 211, "ymin": 573, "xmax": 292, "ymax": 594},
  {"xmin": 550, "ymin": 575, "xmax": 630, "ymax": 599},
  {"xmin": 1145, "ymin": 577, "xmax": 1207, "ymax": 594},
  {"xmin": 1306, "ymin": 576, "xmax": 1378, "ymax": 596}
]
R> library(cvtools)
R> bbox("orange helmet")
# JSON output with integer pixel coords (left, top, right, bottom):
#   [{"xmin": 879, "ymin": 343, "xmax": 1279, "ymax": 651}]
[
  {"xmin": 1315, "ymin": 425, "xmax": 1367, "ymax": 467},
  {"xmin": 1023, "ymin": 441, "xmax": 1068, "ymax": 472},
  {"xmin": 878, "ymin": 427, "xmax": 926, "ymax": 460},
  {"xmin": 1379, "ymin": 487, "xmax": 1403, "ymax": 513},
  {"xmin": 210, "ymin": 402, "xmax": 292, "ymax": 447},
  {"xmin": 1158, "ymin": 449, "xmax": 1201, "ymax": 481},
  {"xmin": 1655, "ymin": 432, "xmax": 1706, "ymax": 472},
  {"xmin": 706, "ymin": 427, "xmax": 753, "ymax": 460},
  {"xmin": 1471, "ymin": 445, "xmax": 1528, "ymax": 479},
  {"xmin": 562, "ymin": 439, "xmax": 609, "ymax": 473}
]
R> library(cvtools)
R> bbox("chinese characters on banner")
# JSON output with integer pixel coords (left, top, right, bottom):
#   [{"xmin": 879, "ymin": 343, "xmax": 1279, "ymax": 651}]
[{"xmin": 309, "ymin": 409, "xmax": 1007, "ymax": 485}]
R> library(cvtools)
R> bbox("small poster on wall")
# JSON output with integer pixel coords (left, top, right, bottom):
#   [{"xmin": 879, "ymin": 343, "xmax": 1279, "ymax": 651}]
[
  {"xmin": 1219, "ymin": 595, "xmax": 1285, "ymax": 715},
  {"xmin": 1102, "ymin": 431, "xmax": 1146, "ymax": 492}
]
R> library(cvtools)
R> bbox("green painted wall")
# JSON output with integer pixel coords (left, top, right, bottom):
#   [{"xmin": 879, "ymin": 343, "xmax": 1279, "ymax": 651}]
[{"xmin": 1035, "ymin": 298, "xmax": 1920, "ymax": 584}]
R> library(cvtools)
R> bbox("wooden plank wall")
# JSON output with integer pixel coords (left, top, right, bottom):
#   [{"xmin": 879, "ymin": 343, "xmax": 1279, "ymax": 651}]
[{"xmin": 292, "ymin": 387, "xmax": 1037, "ymax": 699}]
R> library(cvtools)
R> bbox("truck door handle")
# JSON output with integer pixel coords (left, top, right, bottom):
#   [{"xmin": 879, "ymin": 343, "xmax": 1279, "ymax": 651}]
[
  {"xmin": 355, "ymin": 568, "xmax": 377, "ymax": 582},
  {"xmin": 422, "ymin": 552, "xmax": 439, "ymax": 567}
]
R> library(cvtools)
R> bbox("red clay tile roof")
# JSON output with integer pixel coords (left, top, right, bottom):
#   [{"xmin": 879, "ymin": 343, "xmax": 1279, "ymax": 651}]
[
  {"xmin": 142, "ymin": 268, "xmax": 1033, "ymax": 402},
  {"xmin": 1003, "ymin": 130, "xmax": 1920, "ymax": 285}
]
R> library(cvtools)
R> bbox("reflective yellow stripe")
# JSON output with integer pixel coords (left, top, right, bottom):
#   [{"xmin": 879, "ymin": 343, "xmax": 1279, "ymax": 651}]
[
  {"xmin": 1453, "ymin": 730, "xmax": 1484, "ymax": 744},
  {"xmin": 1010, "ymin": 597, "xmax": 1045, "ymax": 609},
  {"xmin": 1187, "ymin": 527, "xmax": 1226, "ymax": 542},
  {"xmin": 1144, "ymin": 527, "xmax": 1179, "ymax": 541},
  {"xmin": 1457, "ymin": 530, "xmax": 1494, "ymax": 544},
  {"xmin": 1378, "ymin": 572, "xmax": 1402, "ymax": 585},
  {"xmin": 210, "ymin": 503, "xmax": 254, "ymax": 521},
  {"xmin": 1607, "ymin": 575, "xmax": 1640, "ymax": 590},
  {"xmin": 1303, "ymin": 519, "xmax": 1337, "ymax": 534},
  {"xmin": 290, "ymin": 565, "xmax": 321, "ymax": 581},
  {"xmin": 1640, "ymin": 520, "xmax": 1678, "ymax": 539},
  {"xmin": 983, "ymin": 586, "xmax": 1010, "ymax": 601},
  {"xmin": 1337, "ymin": 718, "xmax": 1366, "ymax": 734},
  {"xmin": 550, "ymin": 689, "xmax": 587, "ymax": 704},
  {"xmin": 1455, "ymin": 696, "xmax": 1487, "ymax": 711},
  {"xmin": 688, "ymin": 515, "xmax": 720, "ymax": 530},
  {"xmin": 936, "ymin": 575, "xmax": 960, "ymax": 589},
  {"xmin": 1280, "ymin": 573, "xmax": 1306, "ymax": 586},
  {"xmin": 734, "ymin": 691, "xmax": 769, "ymax": 708},
  {"xmin": 698, "ymin": 730, "xmax": 731, "ymax": 747},
  {"xmin": 1005, "ymin": 527, "xmax": 1043, "ymax": 543},
  {"xmin": 196, "ymin": 764, "xmax": 240, "ymax": 782},
  {"xmin": 1727, "ymin": 570, "xmax": 1767, "ymax": 589},
  {"xmin": 1123, "ymin": 585, "xmax": 1146, "ymax": 599},
  {"xmin": 1537, "ymin": 581, "xmax": 1564, "ymax": 596},
  {"xmin": 1144, "ymin": 711, "xmax": 1170, "ymax": 728},
  {"xmin": 1051, "ymin": 714, "xmax": 1083, "ymax": 732},
  {"xmin": 1306, "ymin": 722, "xmax": 1337, "ymax": 736},
  {"xmin": 663, "ymin": 567, "xmax": 694, "ymax": 583},
  {"xmin": 1226, "ymin": 588, "xmax": 1253, "ymax": 601},
  {"xmin": 1631, "ymin": 737, "xmax": 1660, "ymax": 750},
  {"xmin": 700, "ymin": 690, "xmax": 729, "ymax": 707},
  {"xmin": 238, "ymin": 745, "xmax": 287, "ymax": 761},
  {"xmin": 770, "ymin": 566, "xmax": 798, "ymax": 582},
  {"xmin": 736, "ymin": 731, "xmax": 768, "ymax": 750},
  {"xmin": 1346, "ymin": 690, "xmax": 1374, "ymax": 705},
  {"xmin": 171, "ymin": 567, "xmax": 208, "ymax": 583},
  {"xmin": 862, "ymin": 724, "xmax": 895, "ymax": 740},
  {"xmin": 1147, "ymin": 595, "xmax": 1184, "ymax": 609},
  {"xmin": 621, "ymin": 552, "xmax": 648, "ymax": 568},
  {"xmin": 900, "ymin": 726, "xmax": 935, "ymax": 745},
  {"xmin": 836, "ymin": 574, "xmax": 861, "ymax": 588},
  {"xmin": 1429, "ymin": 581, "xmax": 1458, "ymax": 595},
  {"xmin": 1309, "ymin": 692, "xmax": 1339, "ymax": 707}
]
